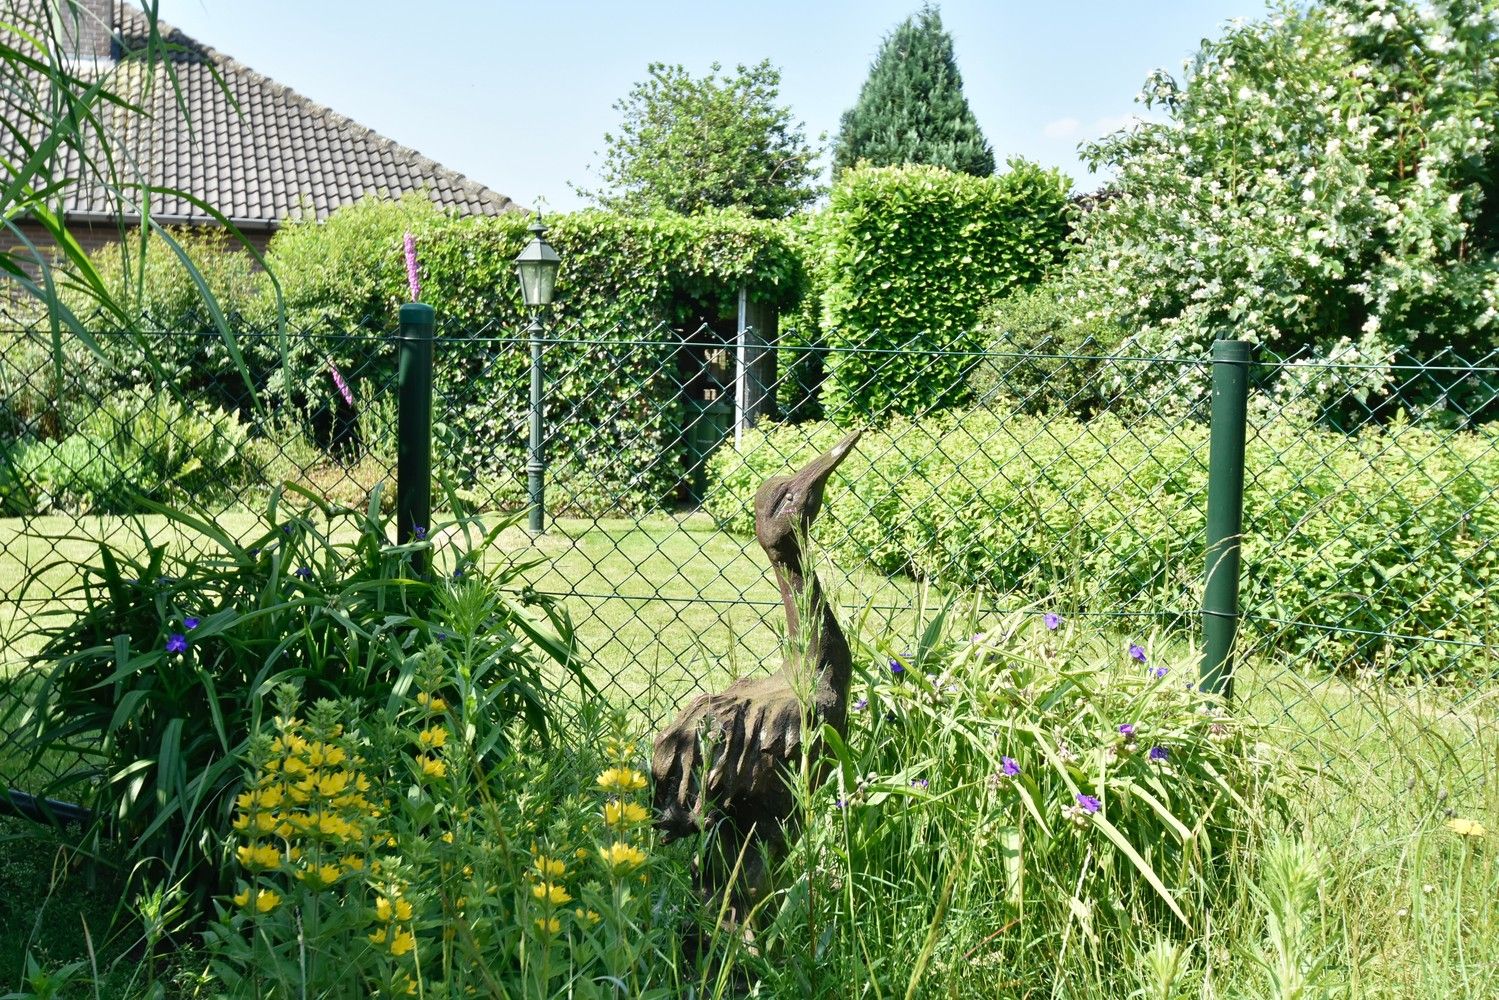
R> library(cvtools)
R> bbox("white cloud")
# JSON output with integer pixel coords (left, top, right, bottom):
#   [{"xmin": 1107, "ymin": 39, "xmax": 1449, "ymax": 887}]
[{"xmin": 1042, "ymin": 116, "xmax": 1081, "ymax": 139}]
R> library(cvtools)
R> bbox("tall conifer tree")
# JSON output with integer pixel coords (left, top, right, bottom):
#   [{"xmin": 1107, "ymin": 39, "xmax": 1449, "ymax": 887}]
[{"xmin": 833, "ymin": 5, "xmax": 994, "ymax": 178}]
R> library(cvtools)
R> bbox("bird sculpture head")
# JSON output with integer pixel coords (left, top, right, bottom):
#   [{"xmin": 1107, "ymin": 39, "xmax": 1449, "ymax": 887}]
[{"xmin": 753, "ymin": 430, "xmax": 862, "ymax": 564}]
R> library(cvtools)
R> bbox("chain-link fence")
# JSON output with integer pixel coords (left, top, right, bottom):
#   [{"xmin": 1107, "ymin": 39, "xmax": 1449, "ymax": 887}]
[{"xmin": 3, "ymin": 313, "xmax": 1496, "ymax": 816}]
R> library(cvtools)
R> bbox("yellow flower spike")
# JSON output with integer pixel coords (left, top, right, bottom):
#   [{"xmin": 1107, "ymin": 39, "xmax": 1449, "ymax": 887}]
[
  {"xmin": 236, "ymin": 842, "xmax": 281, "ymax": 871},
  {"xmin": 1447, "ymin": 817, "xmax": 1488, "ymax": 838},
  {"xmin": 419, "ymin": 756, "xmax": 447, "ymax": 779},
  {"xmin": 533, "ymin": 916, "xmax": 561, "ymax": 936},
  {"xmin": 441, "ymin": 831, "xmax": 455, "ymax": 845},
  {"xmin": 395, "ymin": 899, "xmax": 414, "ymax": 922},
  {"xmin": 232, "ymin": 887, "xmax": 251, "ymax": 908},
  {"xmin": 418, "ymin": 727, "xmax": 448, "ymax": 749},
  {"xmin": 530, "ymin": 882, "xmax": 572, "ymax": 906},
  {"xmin": 254, "ymin": 889, "xmax": 281, "ymax": 913},
  {"xmin": 596, "ymin": 767, "xmax": 647, "ymax": 793},
  {"xmin": 405, "ymin": 975, "xmax": 419, "ymax": 995},
  {"xmin": 369, "ymin": 927, "xmax": 388, "ymax": 945},
  {"xmin": 575, "ymin": 848, "xmax": 590, "ymax": 861},
  {"xmin": 341, "ymin": 855, "xmax": 365, "ymax": 872},
  {"xmin": 462, "ymin": 865, "xmax": 474, "ymax": 878},
  {"xmin": 274, "ymin": 821, "xmax": 295, "ymax": 840},
  {"xmin": 532, "ymin": 855, "xmax": 566, "ymax": 879},
  {"xmin": 324, "ymin": 746, "xmax": 347, "ymax": 767},
  {"xmin": 603, "ymin": 800, "xmax": 651, "ymax": 827},
  {"xmin": 295, "ymin": 863, "xmax": 341, "ymax": 889},
  {"xmin": 389, "ymin": 929, "xmax": 416, "ymax": 957},
  {"xmin": 376, "ymin": 897, "xmax": 394, "ymax": 922},
  {"xmin": 600, "ymin": 841, "xmax": 648, "ymax": 872}
]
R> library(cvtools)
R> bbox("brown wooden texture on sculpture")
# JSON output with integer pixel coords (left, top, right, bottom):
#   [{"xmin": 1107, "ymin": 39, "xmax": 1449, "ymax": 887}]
[{"xmin": 651, "ymin": 430, "xmax": 862, "ymax": 907}]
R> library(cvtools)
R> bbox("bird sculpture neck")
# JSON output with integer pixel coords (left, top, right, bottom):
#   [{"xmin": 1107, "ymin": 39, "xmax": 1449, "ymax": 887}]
[{"xmin": 770, "ymin": 542, "xmax": 852, "ymax": 709}]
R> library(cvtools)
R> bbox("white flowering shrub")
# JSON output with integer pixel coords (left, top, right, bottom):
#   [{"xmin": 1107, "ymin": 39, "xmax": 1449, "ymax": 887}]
[{"xmin": 1069, "ymin": 0, "xmax": 1499, "ymax": 413}]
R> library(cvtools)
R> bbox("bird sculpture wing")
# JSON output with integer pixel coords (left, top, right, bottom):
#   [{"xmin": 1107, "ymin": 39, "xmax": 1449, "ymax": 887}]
[{"xmin": 650, "ymin": 673, "xmax": 804, "ymax": 842}]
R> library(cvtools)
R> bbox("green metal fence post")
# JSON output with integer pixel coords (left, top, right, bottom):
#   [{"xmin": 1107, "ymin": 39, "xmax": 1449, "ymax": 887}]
[
  {"xmin": 1203, "ymin": 338, "xmax": 1251, "ymax": 700},
  {"xmin": 397, "ymin": 302, "xmax": 434, "ymax": 572},
  {"xmin": 526, "ymin": 310, "xmax": 547, "ymax": 535}
]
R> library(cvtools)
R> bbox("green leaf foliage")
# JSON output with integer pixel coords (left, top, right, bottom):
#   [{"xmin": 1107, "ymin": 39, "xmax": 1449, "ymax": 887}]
[
  {"xmin": 817, "ymin": 161, "xmax": 1072, "ymax": 420},
  {"xmin": 832, "ymin": 4, "xmax": 995, "ymax": 178},
  {"xmin": 1065, "ymin": 0, "xmax": 1499, "ymax": 402},
  {"xmin": 578, "ymin": 59, "xmax": 822, "ymax": 219},
  {"xmin": 18, "ymin": 489, "xmax": 584, "ymax": 885},
  {"xmin": 262, "ymin": 200, "xmax": 806, "ymax": 512},
  {"xmin": 706, "ymin": 408, "xmax": 1499, "ymax": 676}
]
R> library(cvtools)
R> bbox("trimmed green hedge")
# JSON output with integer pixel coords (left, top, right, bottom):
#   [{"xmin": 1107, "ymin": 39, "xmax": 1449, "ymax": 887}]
[
  {"xmin": 816, "ymin": 161, "xmax": 1072, "ymax": 421},
  {"xmin": 704, "ymin": 410, "xmax": 1499, "ymax": 675}
]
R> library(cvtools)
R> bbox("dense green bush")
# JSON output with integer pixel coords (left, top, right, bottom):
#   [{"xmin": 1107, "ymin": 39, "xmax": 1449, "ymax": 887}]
[
  {"xmin": 705, "ymin": 409, "xmax": 1499, "ymax": 675},
  {"xmin": 967, "ymin": 282, "xmax": 1130, "ymax": 415},
  {"xmin": 4, "ymin": 388, "xmax": 253, "ymax": 514},
  {"xmin": 817, "ymin": 161, "xmax": 1071, "ymax": 421}
]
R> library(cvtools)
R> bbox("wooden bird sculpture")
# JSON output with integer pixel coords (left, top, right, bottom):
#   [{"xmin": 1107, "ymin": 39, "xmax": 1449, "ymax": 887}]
[{"xmin": 652, "ymin": 429, "xmax": 862, "ymax": 912}]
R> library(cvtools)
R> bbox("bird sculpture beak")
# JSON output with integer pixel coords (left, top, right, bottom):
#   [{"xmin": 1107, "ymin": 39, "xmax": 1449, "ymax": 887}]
[{"xmin": 792, "ymin": 429, "xmax": 862, "ymax": 498}]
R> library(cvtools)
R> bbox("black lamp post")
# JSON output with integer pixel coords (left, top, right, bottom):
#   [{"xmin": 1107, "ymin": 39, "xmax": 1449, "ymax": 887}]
[{"xmin": 515, "ymin": 217, "xmax": 561, "ymax": 535}]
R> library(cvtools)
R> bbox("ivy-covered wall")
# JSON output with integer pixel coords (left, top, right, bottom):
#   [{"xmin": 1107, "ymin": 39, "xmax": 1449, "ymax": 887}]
[{"xmin": 262, "ymin": 200, "xmax": 806, "ymax": 513}]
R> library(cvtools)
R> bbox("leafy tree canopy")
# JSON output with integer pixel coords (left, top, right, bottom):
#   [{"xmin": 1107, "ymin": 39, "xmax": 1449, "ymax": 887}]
[
  {"xmin": 577, "ymin": 60, "xmax": 822, "ymax": 219},
  {"xmin": 833, "ymin": 4, "xmax": 995, "ymax": 178},
  {"xmin": 1066, "ymin": 0, "xmax": 1499, "ymax": 390}
]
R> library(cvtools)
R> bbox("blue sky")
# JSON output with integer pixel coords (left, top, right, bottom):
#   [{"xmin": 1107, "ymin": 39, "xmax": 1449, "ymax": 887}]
[{"xmin": 157, "ymin": 1, "xmax": 1265, "ymax": 211}]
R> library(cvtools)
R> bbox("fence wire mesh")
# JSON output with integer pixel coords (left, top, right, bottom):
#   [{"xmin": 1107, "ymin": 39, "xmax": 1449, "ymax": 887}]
[{"xmin": 1, "ymin": 314, "xmax": 1495, "ymax": 818}]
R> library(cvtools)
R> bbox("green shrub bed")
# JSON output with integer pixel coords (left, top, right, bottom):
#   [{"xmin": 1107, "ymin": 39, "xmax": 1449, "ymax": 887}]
[{"xmin": 705, "ymin": 409, "xmax": 1499, "ymax": 675}]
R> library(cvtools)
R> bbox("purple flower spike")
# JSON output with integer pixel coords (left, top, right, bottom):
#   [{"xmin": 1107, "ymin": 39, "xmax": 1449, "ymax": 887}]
[
  {"xmin": 183, "ymin": 616, "xmax": 200, "ymax": 630},
  {"xmin": 853, "ymin": 697, "xmax": 868, "ymax": 712},
  {"xmin": 1076, "ymin": 793, "xmax": 1102, "ymax": 814},
  {"xmin": 1151, "ymin": 666, "xmax": 1168, "ymax": 679},
  {"xmin": 165, "ymin": 633, "xmax": 187, "ymax": 654},
  {"xmin": 1118, "ymin": 723, "xmax": 1136, "ymax": 737},
  {"xmin": 329, "ymin": 362, "xmax": 353, "ymax": 407},
  {"xmin": 404, "ymin": 232, "xmax": 421, "ymax": 302},
  {"xmin": 1129, "ymin": 644, "xmax": 1147, "ymax": 663},
  {"xmin": 1044, "ymin": 612, "xmax": 1061, "ymax": 631},
  {"xmin": 1001, "ymin": 756, "xmax": 1021, "ymax": 777},
  {"xmin": 1148, "ymin": 746, "xmax": 1169, "ymax": 762}
]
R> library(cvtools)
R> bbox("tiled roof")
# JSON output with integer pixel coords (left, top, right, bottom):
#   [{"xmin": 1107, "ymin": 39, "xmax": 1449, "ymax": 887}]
[{"xmin": 10, "ymin": 1, "xmax": 517, "ymax": 226}]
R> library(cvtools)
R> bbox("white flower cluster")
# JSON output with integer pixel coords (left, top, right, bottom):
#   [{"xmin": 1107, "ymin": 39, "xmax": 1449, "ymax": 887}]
[{"xmin": 1065, "ymin": 0, "xmax": 1498, "ymax": 413}]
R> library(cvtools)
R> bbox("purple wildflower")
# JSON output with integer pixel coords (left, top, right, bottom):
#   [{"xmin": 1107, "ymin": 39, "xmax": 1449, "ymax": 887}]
[
  {"xmin": 1001, "ymin": 756, "xmax": 1021, "ymax": 777},
  {"xmin": 834, "ymin": 798, "xmax": 847, "ymax": 810},
  {"xmin": 453, "ymin": 567, "xmax": 465, "ymax": 580},
  {"xmin": 1076, "ymin": 793, "xmax": 1101, "ymax": 814},
  {"xmin": 183, "ymin": 616, "xmax": 200, "ymax": 630},
  {"xmin": 435, "ymin": 631, "xmax": 448, "ymax": 642},
  {"xmin": 1151, "ymin": 666, "xmax": 1168, "ymax": 679},
  {"xmin": 1044, "ymin": 612, "xmax": 1061, "ymax": 631},
  {"xmin": 165, "ymin": 633, "xmax": 187, "ymax": 654},
  {"xmin": 1129, "ymin": 644, "xmax": 1147, "ymax": 663},
  {"xmin": 413, "ymin": 525, "xmax": 427, "ymax": 541},
  {"xmin": 404, "ymin": 232, "xmax": 421, "ymax": 302},
  {"xmin": 853, "ymin": 697, "xmax": 868, "ymax": 712},
  {"xmin": 911, "ymin": 778, "xmax": 929, "ymax": 789},
  {"xmin": 889, "ymin": 656, "xmax": 906, "ymax": 675},
  {"xmin": 293, "ymin": 566, "xmax": 313, "ymax": 580},
  {"xmin": 1118, "ymin": 723, "xmax": 1137, "ymax": 737},
  {"xmin": 329, "ymin": 362, "xmax": 353, "ymax": 407},
  {"xmin": 1148, "ymin": 746, "xmax": 1169, "ymax": 762}
]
